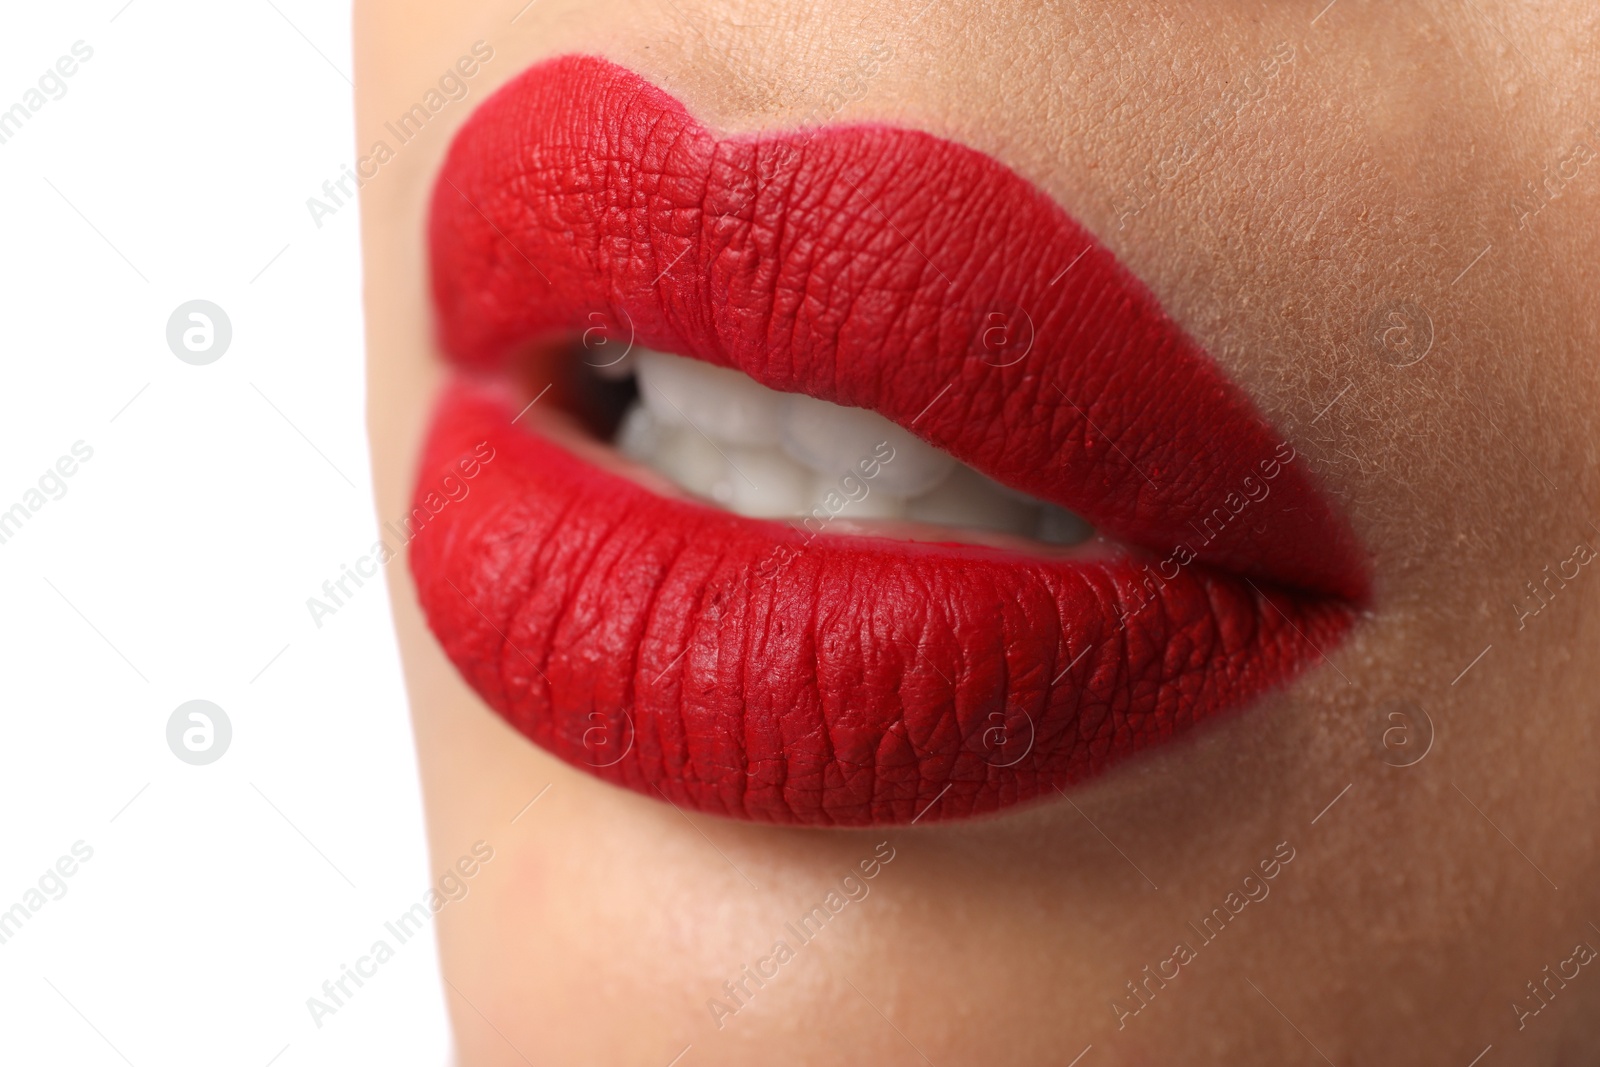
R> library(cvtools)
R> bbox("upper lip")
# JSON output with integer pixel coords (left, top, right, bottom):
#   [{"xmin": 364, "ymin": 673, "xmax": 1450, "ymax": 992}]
[{"xmin": 413, "ymin": 53, "xmax": 1370, "ymax": 825}]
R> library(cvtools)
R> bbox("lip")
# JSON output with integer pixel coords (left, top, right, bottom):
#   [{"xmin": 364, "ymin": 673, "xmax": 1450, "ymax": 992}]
[{"xmin": 412, "ymin": 54, "xmax": 1370, "ymax": 826}]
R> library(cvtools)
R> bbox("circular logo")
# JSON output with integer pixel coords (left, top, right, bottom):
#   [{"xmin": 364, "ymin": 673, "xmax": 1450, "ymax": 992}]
[
  {"xmin": 166, "ymin": 300, "xmax": 232, "ymax": 365},
  {"xmin": 968, "ymin": 706, "xmax": 1036, "ymax": 768},
  {"xmin": 1366, "ymin": 300, "xmax": 1433, "ymax": 367},
  {"xmin": 579, "ymin": 709, "xmax": 635, "ymax": 768},
  {"xmin": 1374, "ymin": 698, "xmax": 1434, "ymax": 768},
  {"xmin": 578, "ymin": 308, "xmax": 636, "ymax": 373},
  {"xmin": 166, "ymin": 700, "xmax": 232, "ymax": 765},
  {"xmin": 975, "ymin": 305, "xmax": 1035, "ymax": 368}
]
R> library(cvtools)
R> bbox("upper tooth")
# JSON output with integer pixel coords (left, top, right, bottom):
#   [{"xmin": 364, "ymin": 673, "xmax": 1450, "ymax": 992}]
[
  {"xmin": 903, "ymin": 465, "xmax": 1039, "ymax": 535},
  {"xmin": 607, "ymin": 352, "xmax": 1093, "ymax": 546},
  {"xmin": 615, "ymin": 404, "xmax": 663, "ymax": 461},
  {"xmin": 649, "ymin": 424, "xmax": 733, "ymax": 500},
  {"xmin": 812, "ymin": 471, "xmax": 906, "ymax": 520},
  {"xmin": 778, "ymin": 393, "xmax": 953, "ymax": 497},
  {"xmin": 1037, "ymin": 505, "xmax": 1095, "ymax": 545},
  {"xmin": 636, "ymin": 349, "xmax": 782, "ymax": 446},
  {"xmin": 720, "ymin": 445, "xmax": 813, "ymax": 518}
]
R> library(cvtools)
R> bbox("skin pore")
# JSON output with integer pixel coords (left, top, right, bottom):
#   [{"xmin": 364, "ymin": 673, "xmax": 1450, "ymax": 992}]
[{"xmin": 356, "ymin": 1, "xmax": 1600, "ymax": 1062}]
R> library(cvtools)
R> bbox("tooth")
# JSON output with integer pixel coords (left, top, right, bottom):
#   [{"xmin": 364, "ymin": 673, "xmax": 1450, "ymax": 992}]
[
  {"xmin": 779, "ymin": 393, "xmax": 953, "ymax": 496},
  {"xmin": 649, "ymin": 425, "xmax": 735, "ymax": 500},
  {"xmin": 1036, "ymin": 505, "xmax": 1094, "ymax": 545},
  {"xmin": 636, "ymin": 349, "xmax": 782, "ymax": 446},
  {"xmin": 820, "ymin": 480, "xmax": 904, "ymax": 520},
  {"xmin": 614, "ymin": 368, "xmax": 1088, "ymax": 547},
  {"xmin": 903, "ymin": 465, "xmax": 1038, "ymax": 536},
  {"xmin": 615, "ymin": 404, "xmax": 662, "ymax": 462},
  {"xmin": 720, "ymin": 445, "xmax": 813, "ymax": 518}
]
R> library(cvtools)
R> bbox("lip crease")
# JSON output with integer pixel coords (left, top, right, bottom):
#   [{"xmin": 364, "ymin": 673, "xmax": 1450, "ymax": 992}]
[{"xmin": 412, "ymin": 53, "xmax": 1370, "ymax": 826}]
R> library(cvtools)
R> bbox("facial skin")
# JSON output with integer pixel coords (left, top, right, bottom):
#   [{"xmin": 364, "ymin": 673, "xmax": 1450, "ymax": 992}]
[{"xmin": 356, "ymin": 1, "xmax": 1600, "ymax": 1062}]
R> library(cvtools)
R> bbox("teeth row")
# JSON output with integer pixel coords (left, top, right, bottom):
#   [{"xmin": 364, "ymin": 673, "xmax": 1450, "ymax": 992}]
[{"xmin": 604, "ymin": 349, "xmax": 1093, "ymax": 545}]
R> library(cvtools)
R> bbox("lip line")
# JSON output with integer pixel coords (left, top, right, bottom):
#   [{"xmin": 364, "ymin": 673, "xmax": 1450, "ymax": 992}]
[
  {"xmin": 456, "ymin": 370, "xmax": 1357, "ymax": 628},
  {"xmin": 455, "ymin": 315, "xmax": 1360, "ymax": 608},
  {"xmin": 514, "ymin": 310, "xmax": 1367, "ymax": 602},
  {"xmin": 411, "ymin": 52, "xmax": 1369, "ymax": 825}
]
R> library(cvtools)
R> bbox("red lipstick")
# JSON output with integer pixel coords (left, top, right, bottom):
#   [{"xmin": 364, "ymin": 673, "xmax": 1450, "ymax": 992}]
[{"xmin": 412, "ymin": 54, "xmax": 1369, "ymax": 826}]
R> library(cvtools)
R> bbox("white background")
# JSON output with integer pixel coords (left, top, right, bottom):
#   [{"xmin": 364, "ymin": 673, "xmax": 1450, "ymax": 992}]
[{"xmin": 0, "ymin": 2, "xmax": 452, "ymax": 1063}]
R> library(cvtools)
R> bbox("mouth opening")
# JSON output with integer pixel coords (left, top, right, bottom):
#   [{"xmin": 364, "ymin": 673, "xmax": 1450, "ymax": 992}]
[{"xmin": 517, "ymin": 339, "xmax": 1102, "ymax": 558}]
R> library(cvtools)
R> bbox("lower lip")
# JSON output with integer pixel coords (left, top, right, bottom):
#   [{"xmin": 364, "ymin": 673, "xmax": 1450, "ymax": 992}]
[{"xmin": 410, "ymin": 379, "xmax": 1357, "ymax": 826}]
